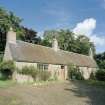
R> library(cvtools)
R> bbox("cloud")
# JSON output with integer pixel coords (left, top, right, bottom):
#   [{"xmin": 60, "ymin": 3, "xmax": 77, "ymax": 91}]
[
  {"xmin": 73, "ymin": 18, "xmax": 96, "ymax": 36},
  {"xmin": 73, "ymin": 18, "xmax": 105, "ymax": 46},
  {"xmin": 90, "ymin": 35, "xmax": 105, "ymax": 46},
  {"xmin": 37, "ymin": 31, "xmax": 44, "ymax": 38}
]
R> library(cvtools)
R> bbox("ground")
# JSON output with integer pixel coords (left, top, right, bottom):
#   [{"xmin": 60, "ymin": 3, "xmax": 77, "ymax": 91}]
[{"xmin": 0, "ymin": 81, "xmax": 105, "ymax": 105}]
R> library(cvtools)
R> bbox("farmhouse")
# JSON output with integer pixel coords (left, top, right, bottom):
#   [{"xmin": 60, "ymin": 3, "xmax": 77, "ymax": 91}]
[{"xmin": 4, "ymin": 28, "xmax": 97, "ymax": 81}]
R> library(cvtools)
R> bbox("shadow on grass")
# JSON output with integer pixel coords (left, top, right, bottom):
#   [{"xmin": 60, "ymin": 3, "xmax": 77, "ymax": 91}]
[
  {"xmin": 0, "ymin": 80, "xmax": 16, "ymax": 88},
  {"xmin": 65, "ymin": 80, "xmax": 105, "ymax": 105}
]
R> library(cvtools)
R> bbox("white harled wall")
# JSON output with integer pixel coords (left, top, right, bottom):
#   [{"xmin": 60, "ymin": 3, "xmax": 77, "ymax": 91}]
[{"xmin": 79, "ymin": 67, "xmax": 96, "ymax": 79}]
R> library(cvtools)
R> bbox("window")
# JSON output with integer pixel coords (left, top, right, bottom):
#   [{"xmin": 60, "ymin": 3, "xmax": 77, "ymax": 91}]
[
  {"xmin": 37, "ymin": 63, "xmax": 43, "ymax": 70},
  {"xmin": 44, "ymin": 64, "xmax": 48, "ymax": 70},
  {"xmin": 61, "ymin": 65, "xmax": 65, "ymax": 69},
  {"xmin": 37, "ymin": 63, "xmax": 48, "ymax": 70}
]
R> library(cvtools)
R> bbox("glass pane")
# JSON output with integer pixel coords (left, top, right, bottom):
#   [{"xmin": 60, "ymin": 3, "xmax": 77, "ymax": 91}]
[{"xmin": 44, "ymin": 64, "xmax": 48, "ymax": 70}]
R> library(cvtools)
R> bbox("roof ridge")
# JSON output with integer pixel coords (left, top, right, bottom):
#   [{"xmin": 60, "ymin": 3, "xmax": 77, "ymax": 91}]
[
  {"xmin": 16, "ymin": 40, "xmax": 53, "ymax": 49},
  {"xmin": 60, "ymin": 49, "xmax": 89, "ymax": 58},
  {"xmin": 16, "ymin": 40, "xmax": 90, "ymax": 58}
]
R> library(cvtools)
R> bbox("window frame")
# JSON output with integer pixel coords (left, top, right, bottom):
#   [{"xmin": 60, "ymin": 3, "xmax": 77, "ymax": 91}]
[
  {"xmin": 37, "ymin": 63, "xmax": 48, "ymax": 71},
  {"xmin": 61, "ymin": 65, "xmax": 65, "ymax": 69}
]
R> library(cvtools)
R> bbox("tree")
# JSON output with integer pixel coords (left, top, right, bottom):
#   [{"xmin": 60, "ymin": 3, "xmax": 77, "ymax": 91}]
[
  {"xmin": 95, "ymin": 52, "xmax": 105, "ymax": 69},
  {"xmin": 41, "ymin": 30, "xmax": 59, "ymax": 47},
  {"xmin": 0, "ymin": 7, "xmax": 22, "ymax": 52},
  {"xmin": 17, "ymin": 26, "xmax": 41, "ymax": 44},
  {"xmin": 42, "ymin": 29, "xmax": 95, "ymax": 55},
  {"xmin": 58, "ymin": 29, "xmax": 77, "ymax": 52},
  {"xmin": 75, "ymin": 35, "xmax": 95, "ymax": 55}
]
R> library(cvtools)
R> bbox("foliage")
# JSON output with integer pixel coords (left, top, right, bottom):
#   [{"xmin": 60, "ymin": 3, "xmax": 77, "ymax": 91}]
[
  {"xmin": 37, "ymin": 70, "xmax": 51, "ymax": 81},
  {"xmin": 0, "ymin": 7, "xmax": 40, "ymax": 53},
  {"xmin": 89, "ymin": 72, "xmax": 96, "ymax": 80},
  {"xmin": 18, "ymin": 66, "xmax": 51, "ymax": 81},
  {"xmin": 0, "ymin": 61, "xmax": 15, "ymax": 71},
  {"xmin": 42, "ymin": 29, "xmax": 95, "ymax": 55},
  {"xmin": 0, "ymin": 52, "xmax": 3, "ymax": 62},
  {"xmin": 95, "ymin": 70, "xmax": 105, "ymax": 81},
  {"xmin": 68, "ymin": 64, "xmax": 84, "ymax": 80},
  {"xmin": 95, "ymin": 52, "xmax": 105, "ymax": 69},
  {"xmin": 0, "ymin": 61, "xmax": 15, "ymax": 79},
  {"xmin": 0, "ymin": 7, "xmax": 22, "ymax": 52},
  {"xmin": 18, "ymin": 66, "xmax": 38, "ymax": 80},
  {"xmin": 18, "ymin": 26, "xmax": 41, "ymax": 44}
]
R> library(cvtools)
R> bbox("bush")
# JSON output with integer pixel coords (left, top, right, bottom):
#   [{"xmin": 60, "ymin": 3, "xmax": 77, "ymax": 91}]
[
  {"xmin": 95, "ymin": 70, "xmax": 105, "ymax": 81},
  {"xmin": 89, "ymin": 72, "xmax": 96, "ymax": 80},
  {"xmin": 68, "ymin": 64, "xmax": 84, "ymax": 80},
  {"xmin": 18, "ymin": 66, "xmax": 38, "ymax": 80},
  {"xmin": 38, "ymin": 70, "xmax": 51, "ymax": 81},
  {"xmin": 18, "ymin": 66, "xmax": 51, "ymax": 81},
  {"xmin": 0, "ymin": 61, "xmax": 15, "ymax": 80},
  {"xmin": 0, "ymin": 53, "xmax": 3, "ymax": 63}
]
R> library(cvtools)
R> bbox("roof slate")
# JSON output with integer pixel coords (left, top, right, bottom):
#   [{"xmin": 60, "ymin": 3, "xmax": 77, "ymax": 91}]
[{"xmin": 9, "ymin": 40, "xmax": 97, "ymax": 67}]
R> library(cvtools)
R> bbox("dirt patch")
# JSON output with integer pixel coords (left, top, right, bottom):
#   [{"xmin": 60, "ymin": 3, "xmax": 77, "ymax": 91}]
[{"xmin": 0, "ymin": 81, "xmax": 105, "ymax": 105}]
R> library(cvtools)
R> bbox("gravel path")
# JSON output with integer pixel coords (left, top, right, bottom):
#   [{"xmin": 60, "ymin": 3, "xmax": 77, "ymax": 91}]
[{"xmin": 0, "ymin": 81, "xmax": 105, "ymax": 105}]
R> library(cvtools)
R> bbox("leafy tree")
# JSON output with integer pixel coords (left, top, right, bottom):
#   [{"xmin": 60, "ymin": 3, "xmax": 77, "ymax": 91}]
[
  {"xmin": 95, "ymin": 52, "xmax": 105, "ymax": 69},
  {"xmin": 75, "ymin": 35, "xmax": 95, "ymax": 55},
  {"xmin": 58, "ymin": 29, "xmax": 77, "ymax": 52},
  {"xmin": 0, "ymin": 7, "xmax": 22, "ymax": 52},
  {"xmin": 42, "ymin": 29, "xmax": 95, "ymax": 55},
  {"xmin": 0, "ymin": 7, "xmax": 40, "ymax": 54},
  {"xmin": 41, "ymin": 30, "xmax": 59, "ymax": 47},
  {"xmin": 19, "ymin": 26, "xmax": 41, "ymax": 44}
]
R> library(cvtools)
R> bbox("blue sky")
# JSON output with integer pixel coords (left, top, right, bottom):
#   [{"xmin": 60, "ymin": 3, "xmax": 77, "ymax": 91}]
[{"xmin": 0, "ymin": 0, "xmax": 105, "ymax": 53}]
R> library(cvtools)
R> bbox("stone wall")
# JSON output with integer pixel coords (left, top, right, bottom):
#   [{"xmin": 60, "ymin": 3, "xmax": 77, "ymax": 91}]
[
  {"xmin": 12, "ymin": 71, "xmax": 34, "ymax": 83},
  {"xmin": 79, "ymin": 67, "xmax": 96, "ymax": 79},
  {"xmin": 14, "ymin": 62, "xmax": 68, "ymax": 82},
  {"xmin": 15, "ymin": 61, "xmax": 96, "ymax": 81},
  {"xmin": 3, "ymin": 43, "xmax": 13, "ymax": 61},
  {"xmin": 15, "ymin": 61, "xmax": 37, "ymax": 69},
  {"xmin": 48, "ymin": 64, "xmax": 68, "ymax": 80}
]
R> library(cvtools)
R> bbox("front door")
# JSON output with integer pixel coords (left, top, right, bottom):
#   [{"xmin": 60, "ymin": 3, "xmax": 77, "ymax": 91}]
[{"xmin": 59, "ymin": 65, "xmax": 65, "ymax": 80}]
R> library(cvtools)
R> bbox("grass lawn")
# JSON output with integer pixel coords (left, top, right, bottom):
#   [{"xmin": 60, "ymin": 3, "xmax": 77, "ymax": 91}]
[
  {"xmin": 0, "ymin": 80, "xmax": 15, "ymax": 88},
  {"xmin": 0, "ymin": 80, "xmax": 105, "ymax": 105}
]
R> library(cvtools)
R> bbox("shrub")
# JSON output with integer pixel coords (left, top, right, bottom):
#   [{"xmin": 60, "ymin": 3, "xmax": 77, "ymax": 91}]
[
  {"xmin": 18, "ymin": 66, "xmax": 38, "ymax": 80},
  {"xmin": 95, "ymin": 70, "xmax": 105, "ymax": 81},
  {"xmin": 89, "ymin": 72, "xmax": 96, "ymax": 80},
  {"xmin": 0, "ymin": 53, "xmax": 3, "ymax": 63},
  {"xmin": 0, "ymin": 61, "xmax": 15, "ymax": 80},
  {"xmin": 38, "ymin": 70, "xmax": 51, "ymax": 81},
  {"xmin": 18, "ymin": 66, "xmax": 51, "ymax": 81},
  {"xmin": 68, "ymin": 64, "xmax": 84, "ymax": 80}
]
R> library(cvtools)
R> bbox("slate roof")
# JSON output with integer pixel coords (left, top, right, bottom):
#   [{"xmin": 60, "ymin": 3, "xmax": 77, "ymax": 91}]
[{"xmin": 9, "ymin": 40, "xmax": 97, "ymax": 67}]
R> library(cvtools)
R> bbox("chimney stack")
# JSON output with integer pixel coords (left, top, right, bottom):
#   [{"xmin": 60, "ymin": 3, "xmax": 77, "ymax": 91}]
[
  {"xmin": 89, "ymin": 48, "xmax": 93, "ymax": 59},
  {"xmin": 7, "ymin": 27, "xmax": 16, "ymax": 44},
  {"xmin": 52, "ymin": 38, "xmax": 59, "ymax": 51}
]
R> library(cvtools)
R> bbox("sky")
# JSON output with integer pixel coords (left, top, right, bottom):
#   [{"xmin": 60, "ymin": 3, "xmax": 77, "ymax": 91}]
[{"xmin": 0, "ymin": 0, "xmax": 105, "ymax": 53}]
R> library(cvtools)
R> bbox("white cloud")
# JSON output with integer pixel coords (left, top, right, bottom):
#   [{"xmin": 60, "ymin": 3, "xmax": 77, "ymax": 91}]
[
  {"xmin": 73, "ymin": 18, "xmax": 105, "ymax": 46},
  {"xmin": 73, "ymin": 18, "xmax": 96, "ymax": 36},
  {"xmin": 90, "ymin": 35, "xmax": 105, "ymax": 46},
  {"xmin": 37, "ymin": 31, "xmax": 44, "ymax": 38}
]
